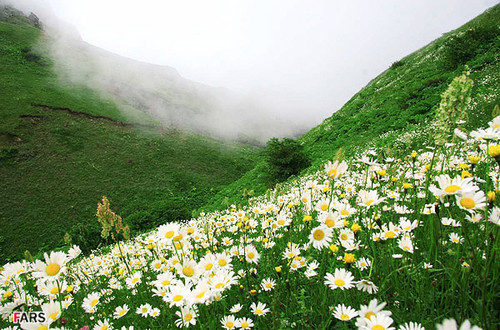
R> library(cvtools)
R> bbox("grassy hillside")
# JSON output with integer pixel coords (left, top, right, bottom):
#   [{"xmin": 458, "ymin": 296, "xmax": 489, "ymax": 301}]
[
  {"xmin": 0, "ymin": 10, "xmax": 259, "ymax": 261},
  {"xmin": 204, "ymin": 4, "xmax": 500, "ymax": 211}
]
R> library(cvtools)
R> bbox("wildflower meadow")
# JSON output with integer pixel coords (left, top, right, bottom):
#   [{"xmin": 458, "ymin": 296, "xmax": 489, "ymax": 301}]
[{"xmin": 1, "ymin": 110, "xmax": 499, "ymax": 329}]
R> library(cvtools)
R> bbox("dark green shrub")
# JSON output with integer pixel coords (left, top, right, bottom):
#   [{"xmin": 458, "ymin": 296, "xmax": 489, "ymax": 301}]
[
  {"xmin": 21, "ymin": 47, "xmax": 45, "ymax": 65},
  {"xmin": 264, "ymin": 138, "xmax": 311, "ymax": 184},
  {"xmin": 390, "ymin": 60, "xmax": 405, "ymax": 70},
  {"xmin": 149, "ymin": 198, "xmax": 191, "ymax": 223},
  {"xmin": 442, "ymin": 26, "xmax": 499, "ymax": 70},
  {"xmin": 0, "ymin": 147, "xmax": 18, "ymax": 160},
  {"xmin": 124, "ymin": 210, "xmax": 155, "ymax": 232},
  {"xmin": 124, "ymin": 197, "xmax": 192, "ymax": 232},
  {"xmin": 68, "ymin": 221, "xmax": 104, "ymax": 254}
]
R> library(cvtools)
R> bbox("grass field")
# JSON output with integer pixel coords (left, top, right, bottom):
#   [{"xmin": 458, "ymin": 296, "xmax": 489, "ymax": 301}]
[{"xmin": 0, "ymin": 16, "xmax": 259, "ymax": 261}]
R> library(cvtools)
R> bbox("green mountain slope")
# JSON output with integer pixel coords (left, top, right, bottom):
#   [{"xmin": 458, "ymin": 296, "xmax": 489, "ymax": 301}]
[
  {"xmin": 301, "ymin": 5, "xmax": 499, "ymax": 161},
  {"xmin": 0, "ymin": 8, "xmax": 259, "ymax": 261},
  {"xmin": 205, "ymin": 4, "xmax": 500, "ymax": 211}
]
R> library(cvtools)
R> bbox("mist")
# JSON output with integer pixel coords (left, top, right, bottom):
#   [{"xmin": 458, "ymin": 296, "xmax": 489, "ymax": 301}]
[{"xmin": 3, "ymin": 0, "xmax": 498, "ymax": 143}]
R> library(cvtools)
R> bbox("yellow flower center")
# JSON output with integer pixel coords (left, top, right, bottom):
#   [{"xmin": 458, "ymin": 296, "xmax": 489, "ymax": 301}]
[
  {"xmin": 247, "ymin": 252, "xmax": 255, "ymax": 259},
  {"xmin": 90, "ymin": 299, "xmax": 98, "ymax": 307},
  {"xmin": 340, "ymin": 210, "xmax": 350, "ymax": 215},
  {"xmin": 488, "ymin": 145, "xmax": 500, "ymax": 157},
  {"xmin": 165, "ymin": 231, "xmax": 175, "ymax": 238},
  {"xmin": 45, "ymin": 263, "xmax": 61, "ymax": 276},
  {"xmin": 215, "ymin": 283, "xmax": 224, "ymax": 289},
  {"xmin": 119, "ymin": 309, "xmax": 127, "ymax": 316},
  {"xmin": 196, "ymin": 291, "xmax": 205, "ymax": 299},
  {"xmin": 38, "ymin": 326, "xmax": 48, "ymax": 330},
  {"xmin": 183, "ymin": 267, "xmax": 194, "ymax": 277},
  {"xmin": 173, "ymin": 295, "xmax": 183, "ymax": 302},
  {"xmin": 334, "ymin": 279, "xmax": 345, "ymax": 287},
  {"xmin": 226, "ymin": 322, "xmax": 234, "ymax": 328},
  {"xmin": 266, "ymin": 283, "xmax": 272, "ymax": 288},
  {"xmin": 366, "ymin": 200, "xmax": 374, "ymax": 206},
  {"xmin": 444, "ymin": 185, "xmax": 461, "ymax": 193},
  {"xmin": 372, "ymin": 325, "xmax": 385, "ymax": 330},
  {"xmin": 185, "ymin": 314, "xmax": 193, "ymax": 321},
  {"xmin": 162, "ymin": 280, "xmax": 171, "ymax": 286},
  {"xmin": 365, "ymin": 311, "xmax": 376, "ymax": 319},
  {"xmin": 313, "ymin": 229, "xmax": 325, "ymax": 241},
  {"xmin": 278, "ymin": 220, "xmax": 285, "ymax": 225},
  {"xmin": 341, "ymin": 313, "xmax": 350, "ymax": 320},
  {"xmin": 460, "ymin": 198, "xmax": 476, "ymax": 209},
  {"xmin": 255, "ymin": 309, "xmax": 263, "ymax": 315},
  {"xmin": 50, "ymin": 287, "xmax": 59, "ymax": 295},
  {"xmin": 384, "ymin": 231, "xmax": 395, "ymax": 238},
  {"xmin": 321, "ymin": 204, "xmax": 328, "ymax": 211},
  {"xmin": 340, "ymin": 234, "xmax": 348, "ymax": 240},
  {"xmin": 241, "ymin": 322, "xmax": 249, "ymax": 328},
  {"xmin": 325, "ymin": 219, "xmax": 335, "ymax": 227},
  {"xmin": 49, "ymin": 312, "xmax": 58, "ymax": 320},
  {"xmin": 132, "ymin": 278, "xmax": 139, "ymax": 283},
  {"xmin": 328, "ymin": 169, "xmax": 337, "ymax": 178},
  {"xmin": 218, "ymin": 259, "xmax": 227, "ymax": 267},
  {"xmin": 205, "ymin": 263, "xmax": 213, "ymax": 271}
]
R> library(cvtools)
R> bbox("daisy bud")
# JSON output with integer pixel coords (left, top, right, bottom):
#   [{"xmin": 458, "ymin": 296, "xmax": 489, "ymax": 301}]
[
  {"xmin": 403, "ymin": 182, "xmax": 413, "ymax": 189},
  {"xmin": 351, "ymin": 223, "xmax": 361, "ymax": 233},
  {"xmin": 468, "ymin": 156, "xmax": 480, "ymax": 164},
  {"xmin": 2, "ymin": 291, "xmax": 12, "ymax": 300},
  {"xmin": 488, "ymin": 191, "xmax": 496, "ymax": 202},
  {"xmin": 329, "ymin": 244, "xmax": 339, "ymax": 253},
  {"xmin": 343, "ymin": 253, "xmax": 355, "ymax": 264},
  {"xmin": 488, "ymin": 145, "xmax": 500, "ymax": 158}
]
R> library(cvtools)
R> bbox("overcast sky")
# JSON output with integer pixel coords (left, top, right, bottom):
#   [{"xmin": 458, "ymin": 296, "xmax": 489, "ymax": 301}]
[{"xmin": 7, "ymin": 0, "xmax": 499, "ymax": 129}]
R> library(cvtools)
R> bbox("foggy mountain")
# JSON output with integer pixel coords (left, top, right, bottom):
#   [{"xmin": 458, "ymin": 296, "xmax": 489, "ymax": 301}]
[{"xmin": 4, "ymin": 1, "xmax": 300, "ymax": 143}]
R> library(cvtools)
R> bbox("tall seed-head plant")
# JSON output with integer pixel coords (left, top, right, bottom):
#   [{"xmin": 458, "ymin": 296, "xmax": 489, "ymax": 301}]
[
  {"xmin": 435, "ymin": 69, "xmax": 474, "ymax": 145},
  {"xmin": 96, "ymin": 196, "xmax": 129, "ymax": 240}
]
